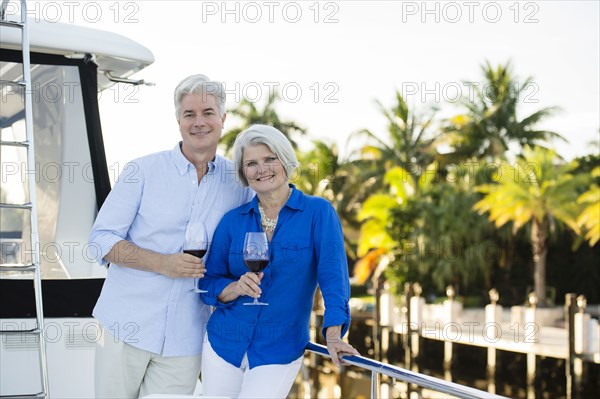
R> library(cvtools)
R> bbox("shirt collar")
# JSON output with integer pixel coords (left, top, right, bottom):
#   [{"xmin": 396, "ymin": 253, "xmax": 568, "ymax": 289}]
[
  {"xmin": 240, "ymin": 184, "xmax": 304, "ymax": 214},
  {"xmin": 171, "ymin": 142, "xmax": 219, "ymax": 176}
]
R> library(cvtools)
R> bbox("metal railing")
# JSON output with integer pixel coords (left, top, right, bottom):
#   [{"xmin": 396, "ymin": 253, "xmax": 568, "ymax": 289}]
[{"xmin": 305, "ymin": 342, "xmax": 508, "ymax": 399}]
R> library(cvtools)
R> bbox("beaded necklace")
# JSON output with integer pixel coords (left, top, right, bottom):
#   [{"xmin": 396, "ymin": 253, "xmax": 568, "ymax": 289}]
[{"xmin": 258, "ymin": 188, "xmax": 292, "ymax": 234}]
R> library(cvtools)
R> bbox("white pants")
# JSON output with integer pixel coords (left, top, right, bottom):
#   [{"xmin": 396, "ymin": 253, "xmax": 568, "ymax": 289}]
[
  {"xmin": 95, "ymin": 326, "xmax": 202, "ymax": 398},
  {"xmin": 202, "ymin": 339, "xmax": 303, "ymax": 398}
]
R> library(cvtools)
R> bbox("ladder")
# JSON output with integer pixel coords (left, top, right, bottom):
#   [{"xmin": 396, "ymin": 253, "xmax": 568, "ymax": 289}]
[{"xmin": 0, "ymin": 0, "xmax": 50, "ymax": 397}]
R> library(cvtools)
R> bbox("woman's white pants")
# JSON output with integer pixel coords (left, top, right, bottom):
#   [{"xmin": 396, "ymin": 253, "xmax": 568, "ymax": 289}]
[{"xmin": 201, "ymin": 339, "xmax": 303, "ymax": 398}]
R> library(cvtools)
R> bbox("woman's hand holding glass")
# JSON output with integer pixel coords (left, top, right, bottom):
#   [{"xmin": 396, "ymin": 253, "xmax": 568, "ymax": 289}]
[{"xmin": 235, "ymin": 271, "xmax": 263, "ymax": 299}]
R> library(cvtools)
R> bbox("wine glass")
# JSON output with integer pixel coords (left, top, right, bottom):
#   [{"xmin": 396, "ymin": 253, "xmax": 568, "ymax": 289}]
[
  {"xmin": 243, "ymin": 232, "xmax": 269, "ymax": 306},
  {"xmin": 184, "ymin": 222, "xmax": 208, "ymax": 293}
]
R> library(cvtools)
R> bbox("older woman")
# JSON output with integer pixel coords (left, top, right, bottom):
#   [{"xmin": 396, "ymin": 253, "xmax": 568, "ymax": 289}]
[{"xmin": 199, "ymin": 124, "xmax": 357, "ymax": 398}]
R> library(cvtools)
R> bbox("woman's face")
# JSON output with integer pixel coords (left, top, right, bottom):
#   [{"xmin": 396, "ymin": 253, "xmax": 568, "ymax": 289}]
[{"xmin": 242, "ymin": 144, "xmax": 288, "ymax": 194}]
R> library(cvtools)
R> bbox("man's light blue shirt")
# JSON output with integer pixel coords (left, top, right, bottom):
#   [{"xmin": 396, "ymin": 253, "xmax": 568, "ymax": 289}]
[{"xmin": 89, "ymin": 143, "xmax": 254, "ymax": 356}]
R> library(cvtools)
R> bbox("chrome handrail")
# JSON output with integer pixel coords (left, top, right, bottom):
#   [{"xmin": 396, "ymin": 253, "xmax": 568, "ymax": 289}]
[{"xmin": 305, "ymin": 342, "xmax": 508, "ymax": 399}]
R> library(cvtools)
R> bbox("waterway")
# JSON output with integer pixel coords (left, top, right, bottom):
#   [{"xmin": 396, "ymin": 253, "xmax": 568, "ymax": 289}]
[{"xmin": 291, "ymin": 315, "xmax": 600, "ymax": 398}]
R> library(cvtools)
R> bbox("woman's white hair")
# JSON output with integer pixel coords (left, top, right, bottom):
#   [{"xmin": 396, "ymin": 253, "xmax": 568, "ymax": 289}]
[
  {"xmin": 233, "ymin": 124, "xmax": 299, "ymax": 187},
  {"xmin": 173, "ymin": 74, "xmax": 226, "ymax": 118}
]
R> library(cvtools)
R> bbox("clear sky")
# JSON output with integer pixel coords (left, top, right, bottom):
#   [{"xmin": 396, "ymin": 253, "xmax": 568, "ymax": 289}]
[{"xmin": 24, "ymin": 0, "xmax": 600, "ymax": 172}]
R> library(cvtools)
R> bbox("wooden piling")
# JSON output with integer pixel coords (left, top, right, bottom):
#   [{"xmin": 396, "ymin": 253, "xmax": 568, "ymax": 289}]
[{"xmin": 565, "ymin": 293, "xmax": 577, "ymax": 399}]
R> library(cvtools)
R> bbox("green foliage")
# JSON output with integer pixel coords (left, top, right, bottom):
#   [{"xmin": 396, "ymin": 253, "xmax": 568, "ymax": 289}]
[
  {"xmin": 384, "ymin": 166, "xmax": 416, "ymax": 199},
  {"xmin": 548, "ymin": 231, "xmax": 600, "ymax": 304},
  {"xmin": 474, "ymin": 146, "xmax": 586, "ymax": 233},
  {"xmin": 221, "ymin": 91, "xmax": 306, "ymax": 156},
  {"xmin": 356, "ymin": 166, "xmax": 415, "ymax": 257},
  {"xmin": 474, "ymin": 146, "xmax": 589, "ymax": 304},
  {"xmin": 442, "ymin": 61, "xmax": 564, "ymax": 161},
  {"xmin": 356, "ymin": 195, "xmax": 398, "ymax": 257},
  {"xmin": 295, "ymin": 139, "xmax": 370, "ymax": 259},
  {"xmin": 577, "ymin": 167, "xmax": 600, "ymax": 246},
  {"xmin": 217, "ymin": 60, "xmax": 599, "ymax": 305},
  {"xmin": 295, "ymin": 139, "xmax": 340, "ymax": 199},
  {"xmin": 385, "ymin": 180, "xmax": 498, "ymax": 294},
  {"xmin": 349, "ymin": 91, "xmax": 438, "ymax": 192}
]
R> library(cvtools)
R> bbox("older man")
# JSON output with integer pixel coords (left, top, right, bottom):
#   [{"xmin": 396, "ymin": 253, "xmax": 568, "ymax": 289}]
[{"xmin": 89, "ymin": 74, "xmax": 254, "ymax": 397}]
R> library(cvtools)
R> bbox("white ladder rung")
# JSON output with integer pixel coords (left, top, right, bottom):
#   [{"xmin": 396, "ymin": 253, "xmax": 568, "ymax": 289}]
[
  {"xmin": 0, "ymin": 19, "xmax": 24, "ymax": 28},
  {"xmin": 0, "ymin": 202, "xmax": 33, "ymax": 209},
  {"xmin": 0, "ymin": 140, "xmax": 29, "ymax": 148},
  {"xmin": 0, "ymin": 79, "xmax": 26, "ymax": 87},
  {"xmin": 0, "ymin": 264, "xmax": 36, "ymax": 272},
  {"xmin": 0, "ymin": 392, "xmax": 46, "ymax": 398},
  {"xmin": 0, "ymin": 327, "xmax": 41, "ymax": 335}
]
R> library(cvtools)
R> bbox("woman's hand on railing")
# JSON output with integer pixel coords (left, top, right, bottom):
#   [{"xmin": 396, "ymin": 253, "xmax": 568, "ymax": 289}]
[
  {"xmin": 326, "ymin": 339, "xmax": 359, "ymax": 366},
  {"xmin": 325, "ymin": 325, "xmax": 359, "ymax": 366}
]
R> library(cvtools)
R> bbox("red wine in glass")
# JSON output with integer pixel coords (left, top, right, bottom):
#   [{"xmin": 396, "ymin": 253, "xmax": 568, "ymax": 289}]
[
  {"xmin": 243, "ymin": 232, "xmax": 269, "ymax": 306},
  {"xmin": 244, "ymin": 259, "xmax": 268, "ymax": 273},
  {"xmin": 184, "ymin": 222, "xmax": 209, "ymax": 293},
  {"xmin": 184, "ymin": 249, "xmax": 207, "ymax": 258}
]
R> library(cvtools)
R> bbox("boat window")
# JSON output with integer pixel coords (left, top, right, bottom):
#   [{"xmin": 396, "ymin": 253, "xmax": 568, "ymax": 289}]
[{"xmin": 0, "ymin": 61, "xmax": 106, "ymax": 280}]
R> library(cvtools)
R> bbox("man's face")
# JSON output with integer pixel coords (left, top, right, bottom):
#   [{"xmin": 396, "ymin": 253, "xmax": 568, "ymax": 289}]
[{"xmin": 177, "ymin": 93, "xmax": 225, "ymax": 156}]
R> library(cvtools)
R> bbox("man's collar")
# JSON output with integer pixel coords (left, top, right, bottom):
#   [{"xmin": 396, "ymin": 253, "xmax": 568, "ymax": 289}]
[{"xmin": 172, "ymin": 142, "xmax": 219, "ymax": 175}]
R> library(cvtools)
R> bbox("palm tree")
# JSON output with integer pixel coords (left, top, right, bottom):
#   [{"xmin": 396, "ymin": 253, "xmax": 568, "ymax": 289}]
[
  {"xmin": 474, "ymin": 146, "xmax": 587, "ymax": 305},
  {"xmin": 350, "ymin": 91, "xmax": 438, "ymax": 189},
  {"xmin": 351, "ymin": 164, "xmax": 419, "ymax": 284},
  {"xmin": 220, "ymin": 91, "xmax": 306, "ymax": 155},
  {"xmin": 295, "ymin": 140, "xmax": 341, "ymax": 199},
  {"xmin": 349, "ymin": 93, "xmax": 438, "ymax": 286},
  {"xmin": 444, "ymin": 61, "xmax": 565, "ymax": 161},
  {"xmin": 295, "ymin": 139, "xmax": 377, "ymax": 261}
]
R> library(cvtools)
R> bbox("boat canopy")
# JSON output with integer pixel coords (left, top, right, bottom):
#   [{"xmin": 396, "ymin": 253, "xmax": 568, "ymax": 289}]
[{"xmin": 1, "ymin": 19, "xmax": 154, "ymax": 89}]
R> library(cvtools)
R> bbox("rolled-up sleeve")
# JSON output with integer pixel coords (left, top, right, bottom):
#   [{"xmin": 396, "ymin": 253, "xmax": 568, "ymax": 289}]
[
  {"xmin": 200, "ymin": 216, "xmax": 236, "ymax": 308},
  {"xmin": 314, "ymin": 203, "xmax": 351, "ymax": 338},
  {"xmin": 88, "ymin": 161, "xmax": 144, "ymax": 266}
]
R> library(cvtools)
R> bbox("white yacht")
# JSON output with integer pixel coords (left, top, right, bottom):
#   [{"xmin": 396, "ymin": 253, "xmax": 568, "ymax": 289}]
[{"xmin": 1, "ymin": 5, "xmax": 153, "ymax": 397}]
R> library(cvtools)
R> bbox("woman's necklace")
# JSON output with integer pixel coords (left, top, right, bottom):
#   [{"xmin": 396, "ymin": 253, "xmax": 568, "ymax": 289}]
[{"xmin": 258, "ymin": 188, "xmax": 292, "ymax": 234}]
